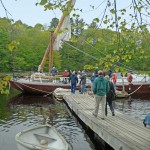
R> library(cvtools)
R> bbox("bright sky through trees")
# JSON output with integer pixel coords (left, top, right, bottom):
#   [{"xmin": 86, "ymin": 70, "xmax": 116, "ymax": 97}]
[{"xmin": 0, "ymin": 0, "xmax": 132, "ymax": 27}]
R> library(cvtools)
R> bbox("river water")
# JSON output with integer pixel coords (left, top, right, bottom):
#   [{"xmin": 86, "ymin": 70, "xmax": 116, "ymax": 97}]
[{"xmin": 0, "ymin": 88, "xmax": 150, "ymax": 150}]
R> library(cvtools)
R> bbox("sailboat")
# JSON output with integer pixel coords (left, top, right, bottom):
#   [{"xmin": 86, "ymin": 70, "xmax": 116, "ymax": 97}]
[
  {"xmin": 8, "ymin": 0, "xmax": 150, "ymax": 99},
  {"xmin": 9, "ymin": 0, "xmax": 78, "ymax": 95}
]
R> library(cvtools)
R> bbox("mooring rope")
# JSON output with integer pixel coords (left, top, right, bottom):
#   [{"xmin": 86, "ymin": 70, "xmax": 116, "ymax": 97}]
[
  {"xmin": 128, "ymin": 83, "xmax": 144, "ymax": 96},
  {"xmin": 123, "ymin": 76, "xmax": 146, "ymax": 96}
]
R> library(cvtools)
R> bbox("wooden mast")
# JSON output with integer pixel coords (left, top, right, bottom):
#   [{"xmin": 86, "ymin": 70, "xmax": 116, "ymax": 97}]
[
  {"xmin": 49, "ymin": 31, "xmax": 54, "ymax": 72},
  {"xmin": 39, "ymin": 0, "xmax": 75, "ymax": 72}
]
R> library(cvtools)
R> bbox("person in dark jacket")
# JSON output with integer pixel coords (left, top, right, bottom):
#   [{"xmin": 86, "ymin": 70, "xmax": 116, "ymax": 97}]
[
  {"xmin": 105, "ymin": 75, "xmax": 116, "ymax": 116},
  {"xmin": 80, "ymin": 71, "xmax": 87, "ymax": 94},
  {"xmin": 92, "ymin": 71, "xmax": 110, "ymax": 119},
  {"xmin": 50, "ymin": 66, "xmax": 57, "ymax": 76},
  {"xmin": 69, "ymin": 71, "xmax": 78, "ymax": 94}
]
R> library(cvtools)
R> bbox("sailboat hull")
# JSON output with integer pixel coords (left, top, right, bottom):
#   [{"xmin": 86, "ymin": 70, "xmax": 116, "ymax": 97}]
[{"xmin": 9, "ymin": 79, "xmax": 73, "ymax": 95}]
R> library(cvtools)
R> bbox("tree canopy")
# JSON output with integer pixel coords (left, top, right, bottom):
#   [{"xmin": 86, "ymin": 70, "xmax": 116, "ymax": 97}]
[{"xmin": 0, "ymin": 0, "xmax": 150, "ymax": 74}]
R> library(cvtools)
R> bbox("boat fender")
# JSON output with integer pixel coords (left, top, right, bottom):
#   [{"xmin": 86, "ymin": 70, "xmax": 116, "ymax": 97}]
[{"xmin": 128, "ymin": 86, "xmax": 132, "ymax": 94}]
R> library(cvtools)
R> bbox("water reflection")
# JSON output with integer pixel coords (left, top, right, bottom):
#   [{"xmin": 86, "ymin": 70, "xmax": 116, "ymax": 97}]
[
  {"xmin": 0, "ymin": 92, "xmax": 96, "ymax": 150},
  {"xmin": 115, "ymin": 98, "xmax": 150, "ymax": 121}
]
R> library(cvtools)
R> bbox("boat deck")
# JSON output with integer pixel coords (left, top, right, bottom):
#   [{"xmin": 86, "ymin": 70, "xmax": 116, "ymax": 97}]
[{"xmin": 63, "ymin": 94, "xmax": 150, "ymax": 150}]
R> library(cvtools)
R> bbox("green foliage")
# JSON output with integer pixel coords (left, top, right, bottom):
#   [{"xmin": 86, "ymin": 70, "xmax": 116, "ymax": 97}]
[
  {"xmin": 0, "ymin": 76, "xmax": 11, "ymax": 94},
  {"xmin": 0, "ymin": 14, "xmax": 149, "ymax": 75},
  {"xmin": 84, "ymin": 65, "xmax": 94, "ymax": 71}
]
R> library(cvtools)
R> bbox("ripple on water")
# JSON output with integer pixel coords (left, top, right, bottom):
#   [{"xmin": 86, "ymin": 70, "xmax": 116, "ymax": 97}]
[
  {"xmin": 115, "ymin": 99, "xmax": 150, "ymax": 121},
  {"xmin": 0, "ymin": 93, "xmax": 96, "ymax": 150}
]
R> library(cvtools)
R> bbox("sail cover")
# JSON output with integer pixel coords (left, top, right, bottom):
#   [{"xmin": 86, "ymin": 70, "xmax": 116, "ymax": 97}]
[
  {"xmin": 53, "ymin": 15, "xmax": 71, "ymax": 50},
  {"xmin": 53, "ymin": 0, "xmax": 76, "ymax": 51}
]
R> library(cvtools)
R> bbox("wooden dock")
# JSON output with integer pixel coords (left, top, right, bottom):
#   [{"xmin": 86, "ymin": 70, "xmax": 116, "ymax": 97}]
[{"xmin": 63, "ymin": 94, "xmax": 150, "ymax": 150}]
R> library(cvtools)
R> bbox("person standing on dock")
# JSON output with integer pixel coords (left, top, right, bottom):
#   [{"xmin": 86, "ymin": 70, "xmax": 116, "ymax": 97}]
[
  {"xmin": 92, "ymin": 71, "xmax": 110, "ymax": 119},
  {"xmin": 105, "ymin": 75, "xmax": 116, "ymax": 116},
  {"xmin": 143, "ymin": 112, "xmax": 150, "ymax": 128},
  {"xmin": 80, "ymin": 71, "xmax": 87, "ymax": 94},
  {"xmin": 90, "ymin": 73, "xmax": 96, "ymax": 91},
  {"xmin": 69, "ymin": 71, "xmax": 78, "ymax": 94},
  {"xmin": 111, "ymin": 73, "xmax": 117, "ymax": 89}
]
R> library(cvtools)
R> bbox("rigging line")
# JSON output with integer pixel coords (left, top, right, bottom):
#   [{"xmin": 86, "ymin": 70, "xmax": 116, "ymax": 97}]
[
  {"xmin": 63, "ymin": 41, "xmax": 100, "ymax": 61},
  {"xmin": 114, "ymin": 0, "xmax": 121, "ymax": 54},
  {"xmin": 64, "ymin": 40, "xmax": 134, "ymax": 72},
  {"xmin": 81, "ymin": 0, "xmax": 106, "ymax": 13},
  {"xmin": 145, "ymin": 0, "xmax": 150, "ymax": 5},
  {"xmin": 65, "ymin": 38, "xmax": 143, "ymax": 73},
  {"xmin": 97, "ymin": 0, "xmax": 109, "ymax": 29},
  {"xmin": 0, "ymin": 0, "xmax": 12, "ymax": 18},
  {"xmin": 80, "ymin": 0, "xmax": 108, "ymax": 39},
  {"xmin": 84, "ymin": 40, "xmax": 136, "ymax": 72},
  {"xmin": 84, "ymin": 41, "xmax": 106, "ymax": 56},
  {"xmin": 133, "ymin": 0, "xmax": 143, "ymax": 24}
]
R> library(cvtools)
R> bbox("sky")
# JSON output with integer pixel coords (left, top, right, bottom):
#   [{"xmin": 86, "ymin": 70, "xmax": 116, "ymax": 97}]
[{"xmin": 0, "ymin": 0, "xmax": 131, "ymax": 27}]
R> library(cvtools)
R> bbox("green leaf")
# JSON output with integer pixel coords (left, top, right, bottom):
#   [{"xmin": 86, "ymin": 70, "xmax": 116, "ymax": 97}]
[{"xmin": 40, "ymin": 0, "xmax": 47, "ymax": 5}]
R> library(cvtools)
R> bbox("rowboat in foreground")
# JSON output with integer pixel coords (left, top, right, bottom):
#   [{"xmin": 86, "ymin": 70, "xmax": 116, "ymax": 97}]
[{"xmin": 15, "ymin": 124, "xmax": 68, "ymax": 150}]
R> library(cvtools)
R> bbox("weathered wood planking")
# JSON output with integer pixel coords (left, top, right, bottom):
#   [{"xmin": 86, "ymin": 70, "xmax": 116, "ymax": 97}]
[{"xmin": 63, "ymin": 94, "xmax": 150, "ymax": 150}]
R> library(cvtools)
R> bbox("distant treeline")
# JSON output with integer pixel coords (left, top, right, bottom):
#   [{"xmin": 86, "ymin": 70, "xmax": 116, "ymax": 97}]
[{"xmin": 0, "ymin": 17, "xmax": 150, "ymax": 74}]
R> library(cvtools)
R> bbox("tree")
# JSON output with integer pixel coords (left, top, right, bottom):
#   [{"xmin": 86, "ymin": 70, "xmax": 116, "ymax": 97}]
[
  {"xmin": 43, "ymin": 0, "xmax": 150, "ymax": 73},
  {"xmin": 49, "ymin": 18, "xmax": 59, "ymax": 29}
]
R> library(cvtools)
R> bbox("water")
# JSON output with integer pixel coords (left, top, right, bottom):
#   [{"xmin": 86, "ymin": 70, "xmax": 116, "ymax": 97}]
[
  {"xmin": 0, "ymin": 89, "xmax": 96, "ymax": 150},
  {"xmin": 115, "ymin": 98, "xmax": 150, "ymax": 121},
  {"xmin": 0, "ymin": 89, "xmax": 150, "ymax": 150}
]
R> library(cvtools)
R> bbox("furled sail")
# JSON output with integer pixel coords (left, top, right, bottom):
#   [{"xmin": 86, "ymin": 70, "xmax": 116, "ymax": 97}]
[
  {"xmin": 53, "ymin": 15, "xmax": 71, "ymax": 51},
  {"xmin": 38, "ymin": 0, "xmax": 76, "ymax": 72}
]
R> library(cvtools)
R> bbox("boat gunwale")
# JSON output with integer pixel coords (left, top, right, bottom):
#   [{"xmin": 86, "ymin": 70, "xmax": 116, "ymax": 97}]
[{"xmin": 15, "ymin": 124, "xmax": 68, "ymax": 150}]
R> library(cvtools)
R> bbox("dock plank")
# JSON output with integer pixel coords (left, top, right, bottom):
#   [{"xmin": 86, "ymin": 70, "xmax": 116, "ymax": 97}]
[{"xmin": 64, "ymin": 94, "xmax": 150, "ymax": 150}]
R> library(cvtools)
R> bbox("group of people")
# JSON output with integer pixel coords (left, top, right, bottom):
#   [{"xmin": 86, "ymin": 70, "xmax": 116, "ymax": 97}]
[
  {"xmin": 50, "ymin": 66, "xmax": 150, "ymax": 127},
  {"xmin": 50, "ymin": 66, "xmax": 116, "ymax": 118},
  {"xmin": 92, "ymin": 70, "xmax": 150, "ymax": 128},
  {"xmin": 68, "ymin": 70, "xmax": 87, "ymax": 94}
]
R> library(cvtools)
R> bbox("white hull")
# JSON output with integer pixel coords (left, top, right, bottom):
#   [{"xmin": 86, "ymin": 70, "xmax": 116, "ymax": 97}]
[{"xmin": 15, "ymin": 124, "xmax": 68, "ymax": 150}]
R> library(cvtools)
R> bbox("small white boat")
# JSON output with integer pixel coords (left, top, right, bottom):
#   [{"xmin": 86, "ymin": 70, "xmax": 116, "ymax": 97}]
[
  {"xmin": 53, "ymin": 88, "xmax": 71, "ymax": 101},
  {"xmin": 15, "ymin": 124, "xmax": 68, "ymax": 150}
]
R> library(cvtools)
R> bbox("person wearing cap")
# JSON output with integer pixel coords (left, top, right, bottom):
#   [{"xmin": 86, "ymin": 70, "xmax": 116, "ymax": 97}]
[
  {"xmin": 105, "ymin": 75, "xmax": 116, "ymax": 116},
  {"xmin": 92, "ymin": 71, "xmax": 110, "ymax": 119}
]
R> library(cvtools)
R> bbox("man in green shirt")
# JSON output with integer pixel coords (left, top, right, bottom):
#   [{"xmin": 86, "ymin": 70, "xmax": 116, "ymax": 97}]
[{"xmin": 92, "ymin": 71, "xmax": 110, "ymax": 119}]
